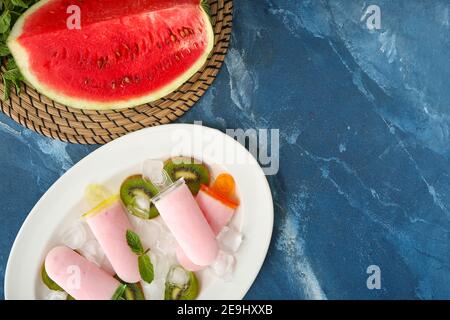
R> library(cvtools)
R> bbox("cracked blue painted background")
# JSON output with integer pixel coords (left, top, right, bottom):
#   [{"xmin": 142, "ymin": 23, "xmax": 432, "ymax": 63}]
[{"xmin": 1, "ymin": 0, "xmax": 450, "ymax": 299}]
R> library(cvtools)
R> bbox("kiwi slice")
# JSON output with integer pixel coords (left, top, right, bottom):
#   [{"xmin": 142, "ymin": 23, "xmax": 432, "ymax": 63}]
[
  {"xmin": 114, "ymin": 276, "xmax": 142, "ymax": 300},
  {"xmin": 164, "ymin": 266, "xmax": 199, "ymax": 300},
  {"xmin": 41, "ymin": 263, "xmax": 64, "ymax": 291},
  {"xmin": 123, "ymin": 282, "xmax": 145, "ymax": 300},
  {"xmin": 120, "ymin": 175, "xmax": 159, "ymax": 219},
  {"xmin": 163, "ymin": 157, "xmax": 210, "ymax": 195},
  {"xmin": 113, "ymin": 275, "xmax": 145, "ymax": 300}
]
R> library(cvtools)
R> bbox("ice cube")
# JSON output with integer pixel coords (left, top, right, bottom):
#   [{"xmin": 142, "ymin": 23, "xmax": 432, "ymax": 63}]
[
  {"xmin": 210, "ymin": 250, "xmax": 235, "ymax": 281},
  {"xmin": 140, "ymin": 220, "xmax": 163, "ymax": 249},
  {"xmin": 135, "ymin": 195, "xmax": 150, "ymax": 211},
  {"xmin": 78, "ymin": 239, "xmax": 105, "ymax": 267},
  {"xmin": 149, "ymin": 251, "xmax": 171, "ymax": 280},
  {"xmin": 167, "ymin": 266, "xmax": 189, "ymax": 286},
  {"xmin": 45, "ymin": 291, "xmax": 67, "ymax": 300},
  {"xmin": 142, "ymin": 279, "xmax": 165, "ymax": 300},
  {"xmin": 61, "ymin": 222, "xmax": 88, "ymax": 250},
  {"xmin": 128, "ymin": 216, "xmax": 164, "ymax": 250},
  {"xmin": 155, "ymin": 229, "xmax": 177, "ymax": 258},
  {"xmin": 128, "ymin": 214, "xmax": 146, "ymax": 230},
  {"xmin": 217, "ymin": 226, "xmax": 243, "ymax": 253},
  {"xmin": 142, "ymin": 159, "xmax": 171, "ymax": 190}
]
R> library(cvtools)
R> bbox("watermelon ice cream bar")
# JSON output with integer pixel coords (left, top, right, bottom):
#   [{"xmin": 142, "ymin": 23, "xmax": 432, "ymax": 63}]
[
  {"xmin": 84, "ymin": 195, "xmax": 141, "ymax": 283},
  {"xmin": 196, "ymin": 185, "xmax": 239, "ymax": 235},
  {"xmin": 177, "ymin": 174, "xmax": 240, "ymax": 271},
  {"xmin": 45, "ymin": 246, "xmax": 122, "ymax": 300},
  {"xmin": 152, "ymin": 179, "xmax": 218, "ymax": 266},
  {"xmin": 7, "ymin": 0, "xmax": 214, "ymax": 110}
]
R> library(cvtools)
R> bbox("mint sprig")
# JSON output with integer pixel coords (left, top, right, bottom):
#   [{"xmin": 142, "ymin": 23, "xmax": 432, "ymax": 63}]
[
  {"xmin": 0, "ymin": 0, "xmax": 39, "ymax": 100},
  {"xmin": 138, "ymin": 254, "xmax": 154, "ymax": 283},
  {"xmin": 126, "ymin": 230, "xmax": 144, "ymax": 255},
  {"xmin": 126, "ymin": 230, "xmax": 154, "ymax": 284}
]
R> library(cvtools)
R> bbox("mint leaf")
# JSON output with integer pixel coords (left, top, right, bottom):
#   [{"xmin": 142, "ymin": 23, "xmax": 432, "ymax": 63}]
[
  {"xmin": 0, "ymin": 0, "xmax": 39, "ymax": 101},
  {"xmin": 11, "ymin": 0, "xmax": 28, "ymax": 8},
  {"xmin": 126, "ymin": 230, "xmax": 144, "ymax": 255},
  {"xmin": 2, "ymin": 77, "xmax": 11, "ymax": 100},
  {"xmin": 0, "ymin": 43, "xmax": 9, "ymax": 56},
  {"xmin": 3, "ymin": 67, "xmax": 21, "ymax": 81},
  {"xmin": 0, "ymin": 10, "xmax": 11, "ymax": 34},
  {"xmin": 6, "ymin": 57, "xmax": 17, "ymax": 70},
  {"xmin": 3, "ymin": 67, "xmax": 22, "ymax": 95},
  {"xmin": 111, "ymin": 284, "xmax": 127, "ymax": 300},
  {"xmin": 138, "ymin": 254, "xmax": 154, "ymax": 284},
  {"xmin": 126, "ymin": 230, "xmax": 154, "ymax": 283}
]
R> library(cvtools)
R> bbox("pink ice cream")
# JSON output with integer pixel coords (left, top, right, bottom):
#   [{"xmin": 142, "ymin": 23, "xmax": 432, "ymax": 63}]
[
  {"xmin": 45, "ymin": 246, "xmax": 120, "ymax": 300},
  {"xmin": 85, "ymin": 197, "xmax": 140, "ymax": 283},
  {"xmin": 176, "ymin": 184, "xmax": 238, "ymax": 271},
  {"xmin": 196, "ymin": 187, "xmax": 236, "ymax": 235},
  {"xmin": 153, "ymin": 180, "xmax": 218, "ymax": 266},
  {"xmin": 176, "ymin": 246, "xmax": 207, "ymax": 271}
]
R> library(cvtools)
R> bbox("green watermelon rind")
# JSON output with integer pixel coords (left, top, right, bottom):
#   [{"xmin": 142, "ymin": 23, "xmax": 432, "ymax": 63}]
[{"xmin": 7, "ymin": 0, "xmax": 215, "ymax": 110}]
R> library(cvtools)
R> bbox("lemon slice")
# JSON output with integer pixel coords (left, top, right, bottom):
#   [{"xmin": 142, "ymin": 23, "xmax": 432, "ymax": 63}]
[
  {"xmin": 85, "ymin": 184, "xmax": 112, "ymax": 207},
  {"xmin": 82, "ymin": 194, "xmax": 120, "ymax": 219},
  {"xmin": 83, "ymin": 184, "xmax": 118, "ymax": 218}
]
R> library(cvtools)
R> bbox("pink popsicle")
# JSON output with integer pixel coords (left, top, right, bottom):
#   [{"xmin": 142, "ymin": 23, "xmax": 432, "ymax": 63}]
[
  {"xmin": 176, "ymin": 246, "xmax": 206, "ymax": 271},
  {"xmin": 45, "ymin": 246, "xmax": 121, "ymax": 300},
  {"xmin": 196, "ymin": 187, "xmax": 236, "ymax": 235},
  {"xmin": 177, "ymin": 185, "xmax": 238, "ymax": 271},
  {"xmin": 85, "ymin": 196, "xmax": 140, "ymax": 283},
  {"xmin": 153, "ymin": 180, "xmax": 218, "ymax": 266}
]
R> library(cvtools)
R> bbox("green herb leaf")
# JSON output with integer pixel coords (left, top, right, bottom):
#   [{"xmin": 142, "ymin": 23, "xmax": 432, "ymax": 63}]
[
  {"xmin": 3, "ymin": 67, "xmax": 22, "ymax": 96},
  {"xmin": 201, "ymin": 0, "xmax": 213, "ymax": 26},
  {"xmin": 6, "ymin": 57, "xmax": 17, "ymax": 70},
  {"xmin": 2, "ymin": 77, "xmax": 12, "ymax": 100},
  {"xmin": 0, "ymin": 0, "xmax": 38, "ymax": 101},
  {"xmin": 11, "ymin": 0, "xmax": 29, "ymax": 9},
  {"xmin": 201, "ymin": 0, "xmax": 211, "ymax": 19},
  {"xmin": 0, "ymin": 10, "xmax": 11, "ymax": 34},
  {"xmin": 0, "ymin": 43, "xmax": 9, "ymax": 56},
  {"xmin": 126, "ymin": 230, "xmax": 144, "ymax": 255},
  {"xmin": 3, "ymin": 67, "xmax": 20, "ymax": 81},
  {"xmin": 138, "ymin": 254, "xmax": 154, "ymax": 284},
  {"xmin": 111, "ymin": 284, "xmax": 127, "ymax": 300}
]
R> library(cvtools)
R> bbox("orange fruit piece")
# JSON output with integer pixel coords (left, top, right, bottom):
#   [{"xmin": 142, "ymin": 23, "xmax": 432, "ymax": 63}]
[
  {"xmin": 200, "ymin": 185, "xmax": 239, "ymax": 209},
  {"xmin": 212, "ymin": 173, "xmax": 236, "ymax": 198}
]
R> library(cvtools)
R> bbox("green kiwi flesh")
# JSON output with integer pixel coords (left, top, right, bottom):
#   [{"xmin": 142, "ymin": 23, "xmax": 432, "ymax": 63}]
[
  {"xmin": 120, "ymin": 175, "xmax": 159, "ymax": 219},
  {"xmin": 163, "ymin": 157, "xmax": 210, "ymax": 195},
  {"xmin": 41, "ymin": 263, "xmax": 64, "ymax": 291},
  {"xmin": 164, "ymin": 267, "xmax": 199, "ymax": 300}
]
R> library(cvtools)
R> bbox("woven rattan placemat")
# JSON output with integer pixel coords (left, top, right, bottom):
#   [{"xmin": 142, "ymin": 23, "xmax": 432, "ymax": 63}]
[{"xmin": 0, "ymin": 0, "xmax": 232, "ymax": 144}]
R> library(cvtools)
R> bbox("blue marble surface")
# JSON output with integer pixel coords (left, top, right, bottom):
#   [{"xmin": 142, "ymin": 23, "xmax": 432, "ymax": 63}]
[{"xmin": 1, "ymin": 0, "xmax": 450, "ymax": 299}]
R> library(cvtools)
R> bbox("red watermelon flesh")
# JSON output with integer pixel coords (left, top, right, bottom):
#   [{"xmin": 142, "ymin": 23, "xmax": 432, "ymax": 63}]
[{"xmin": 8, "ymin": 0, "xmax": 214, "ymax": 110}]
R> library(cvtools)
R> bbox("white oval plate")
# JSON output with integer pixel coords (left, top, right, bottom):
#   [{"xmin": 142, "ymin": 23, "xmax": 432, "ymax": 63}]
[{"xmin": 5, "ymin": 124, "xmax": 273, "ymax": 300}]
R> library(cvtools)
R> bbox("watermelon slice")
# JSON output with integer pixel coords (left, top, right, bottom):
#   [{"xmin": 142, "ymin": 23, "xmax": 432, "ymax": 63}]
[{"xmin": 7, "ymin": 0, "xmax": 214, "ymax": 110}]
